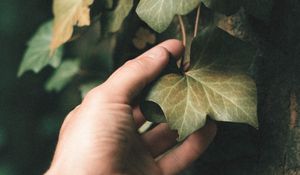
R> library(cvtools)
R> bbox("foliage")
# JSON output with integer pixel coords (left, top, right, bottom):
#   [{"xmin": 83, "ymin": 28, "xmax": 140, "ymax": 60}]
[
  {"xmin": 18, "ymin": 21, "xmax": 63, "ymax": 77},
  {"xmin": 136, "ymin": 0, "xmax": 200, "ymax": 32},
  {"xmin": 102, "ymin": 0, "xmax": 134, "ymax": 33},
  {"xmin": 18, "ymin": 0, "xmax": 274, "ymax": 141},
  {"xmin": 51, "ymin": 0, "xmax": 94, "ymax": 51},
  {"xmin": 142, "ymin": 27, "xmax": 257, "ymax": 140},
  {"xmin": 45, "ymin": 59, "xmax": 80, "ymax": 92}
]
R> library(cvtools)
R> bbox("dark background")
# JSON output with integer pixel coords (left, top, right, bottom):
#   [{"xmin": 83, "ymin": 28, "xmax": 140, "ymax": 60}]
[{"xmin": 0, "ymin": 1, "xmax": 67, "ymax": 174}]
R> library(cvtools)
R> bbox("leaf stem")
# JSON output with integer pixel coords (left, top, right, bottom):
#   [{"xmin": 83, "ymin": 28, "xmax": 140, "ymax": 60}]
[
  {"xmin": 177, "ymin": 15, "xmax": 186, "ymax": 46},
  {"xmin": 193, "ymin": 5, "xmax": 201, "ymax": 38}
]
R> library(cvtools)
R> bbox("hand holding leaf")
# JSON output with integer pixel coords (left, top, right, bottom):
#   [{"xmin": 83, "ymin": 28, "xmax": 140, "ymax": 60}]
[{"xmin": 141, "ymin": 27, "xmax": 258, "ymax": 141}]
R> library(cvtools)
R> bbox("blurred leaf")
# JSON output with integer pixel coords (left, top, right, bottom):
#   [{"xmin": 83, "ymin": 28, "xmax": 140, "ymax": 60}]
[
  {"xmin": 132, "ymin": 27, "xmax": 156, "ymax": 49},
  {"xmin": 136, "ymin": 0, "xmax": 200, "ymax": 32},
  {"xmin": 104, "ymin": 0, "xmax": 113, "ymax": 9},
  {"xmin": 45, "ymin": 59, "xmax": 80, "ymax": 92},
  {"xmin": 79, "ymin": 81, "xmax": 101, "ymax": 98},
  {"xmin": 51, "ymin": 0, "xmax": 94, "ymax": 52},
  {"xmin": 103, "ymin": 0, "xmax": 133, "ymax": 33},
  {"xmin": 39, "ymin": 115, "xmax": 62, "ymax": 136},
  {"xmin": 141, "ymin": 27, "xmax": 258, "ymax": 141},
  {"xmin": 18, "ymin": 21, "xmax": 63, "ymax": 77}
]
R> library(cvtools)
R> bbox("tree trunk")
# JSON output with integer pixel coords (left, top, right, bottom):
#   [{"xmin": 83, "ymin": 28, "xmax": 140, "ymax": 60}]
[
  {"xmin": 257, "ymin": 0, "xmax": 300, "ymax": 174},
  {"xmin": 182, "ymin": 0, "xmax": 300, "ymax": 174}
]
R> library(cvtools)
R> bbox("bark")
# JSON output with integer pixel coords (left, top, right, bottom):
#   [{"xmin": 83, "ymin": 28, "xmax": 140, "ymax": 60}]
[
  {"xmin": 182, "ymin": 0, "xmax": 300, "ymax": 174},
  {"xmin": 256, "ymin": 0, "xmax": 300, "ymax": 174}
]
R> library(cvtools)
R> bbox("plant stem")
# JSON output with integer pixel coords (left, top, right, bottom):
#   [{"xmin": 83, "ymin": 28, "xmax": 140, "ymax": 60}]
[
  {"xmin": 178, "ymin": 15, "xmax": 186, "ymax": 46},
  {"xmin": 177, "ymin": 15, "xmax": 187, "ymax": 72},
  {"xmin": 193, "ymin": 5, "xmax": 201, "ymax": 38}
]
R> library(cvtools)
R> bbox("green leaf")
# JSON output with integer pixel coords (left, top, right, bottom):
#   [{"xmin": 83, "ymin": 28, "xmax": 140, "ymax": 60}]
[
  {"xmin": 45, "ymin": 59, "xmax": 80, "ymax": 92},
  {"xmin": 79, "ymin": 81, "xmax": 101, "ymax": 98},
  {"xmin": 18, "ymin": 21, "xmax": 63, "ymax": 77},
  {"xmin": 104, "ymin": 0, "xmax": 113, "ymax": 9},
  {"xmin": 136, "ymin": 0, "xmax": 200, "ymax": 33},
  {"xmin": 103, "ymin": 0, "xmax": 133, "ymax": 33},
  {"xmin": 141, "ymin": 27, "xmax": 258, "ymax": 141}
]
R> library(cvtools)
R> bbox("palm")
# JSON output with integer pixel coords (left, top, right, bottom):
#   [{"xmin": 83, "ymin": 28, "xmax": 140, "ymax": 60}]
[{"xmin": 46, "ymin": 40, "xmax": 217, "ymax": 175}]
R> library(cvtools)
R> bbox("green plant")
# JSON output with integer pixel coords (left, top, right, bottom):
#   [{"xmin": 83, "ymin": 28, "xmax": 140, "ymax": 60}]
[{"xmin": 18, "ymin": 0, "xmax": 273, "ymax": 141}]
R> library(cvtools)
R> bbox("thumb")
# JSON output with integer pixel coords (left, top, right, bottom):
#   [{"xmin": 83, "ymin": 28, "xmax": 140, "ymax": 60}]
[{"xmin": 104, "ymin": 40, "xmax": 183, "ymax": 102}]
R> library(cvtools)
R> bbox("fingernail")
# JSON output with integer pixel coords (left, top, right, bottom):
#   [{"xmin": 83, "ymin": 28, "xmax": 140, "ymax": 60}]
[{"xmin": 143, "ymin": 46, "xmax": 165, "ymax": 58}]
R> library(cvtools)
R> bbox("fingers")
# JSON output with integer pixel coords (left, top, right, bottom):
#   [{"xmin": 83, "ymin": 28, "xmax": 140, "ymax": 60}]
[
  {"xmin": 157, "ymin": 121, "xmax": 217, "ymax": 175},
  {"xmin": 103, "ymin": 40, "xmax": 184, "ymax": 103},
  {"xmin": 142, "ymin": 123, "xmax": 178, "ymax": 157},
  {"xmin": 157, "ymin": 39, "xmax": 184, "ymax": 59},
  {"xmin": 132, "ymin": 106, "xmax": 146, "ymax": 128}
]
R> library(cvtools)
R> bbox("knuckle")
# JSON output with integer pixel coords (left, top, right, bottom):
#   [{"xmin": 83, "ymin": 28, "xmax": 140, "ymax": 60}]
[
  {"xmin": 123, "ymin": 58, "xmax": 150, "ymax": 85},
  {"xmin": 124, "ymin": 59, "xmax": 149, "ymax": 75},
  {"xmin": 83, "ymin": 83, "xmax": 110, "ymax": 104}
]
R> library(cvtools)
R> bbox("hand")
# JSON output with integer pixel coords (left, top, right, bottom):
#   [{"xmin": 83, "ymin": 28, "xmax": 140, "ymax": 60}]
[{"xmin": 45, "ymin": 40, "xmax": 217, "ymax": 175}]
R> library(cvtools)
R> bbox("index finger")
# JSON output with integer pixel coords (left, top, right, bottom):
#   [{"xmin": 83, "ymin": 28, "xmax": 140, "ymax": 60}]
[{"xmin": 104, "ymin": 39, "xmax": 184, "ymax": 103}]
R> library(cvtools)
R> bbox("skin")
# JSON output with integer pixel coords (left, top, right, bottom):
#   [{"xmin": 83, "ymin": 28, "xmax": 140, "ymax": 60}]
[{"xmin": 45, "ymin": 40, "xmax": 217, "ymax": 175}]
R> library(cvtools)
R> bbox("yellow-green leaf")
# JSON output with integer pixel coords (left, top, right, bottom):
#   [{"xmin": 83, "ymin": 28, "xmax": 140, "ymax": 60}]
[
  {"xmin": 50, "ymin": 0, "xmax": 94, "ymax": 52},
  {"xmin": 141, "ymin": 27, "xmax": 258, "ymax": 141},
  {"xmin": 136, "ymin": 0, "xmax": 200, "ymax": 33}
]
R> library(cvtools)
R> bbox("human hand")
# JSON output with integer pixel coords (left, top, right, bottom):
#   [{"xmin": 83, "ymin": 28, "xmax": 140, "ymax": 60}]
[{"xmin": 45, "ymin": 40, "xmax": 217, "ymax": 175}]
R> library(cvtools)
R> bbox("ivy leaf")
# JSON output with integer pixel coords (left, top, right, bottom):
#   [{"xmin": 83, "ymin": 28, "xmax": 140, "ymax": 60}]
[
  {"xmin": 136, "ymin": 0, "xmax": 200, "ymax": 33},
  {"xmin": 51, "ymin": 0, "xmax": 94, "ymax": 52},
  {"xmin": 45, "ymin": 59, "xmax": 80, "ymax": 92},
  {"xmin": 103, "ymin": 0, "xmax": 133, "ymax": 33},
  {"xmin": 18, "ymin": 21, "xmax": 63, "ymax": 77},
  {"xmin": 141, "ymin": 27, "xmax": 258, "ymax": 141}
]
